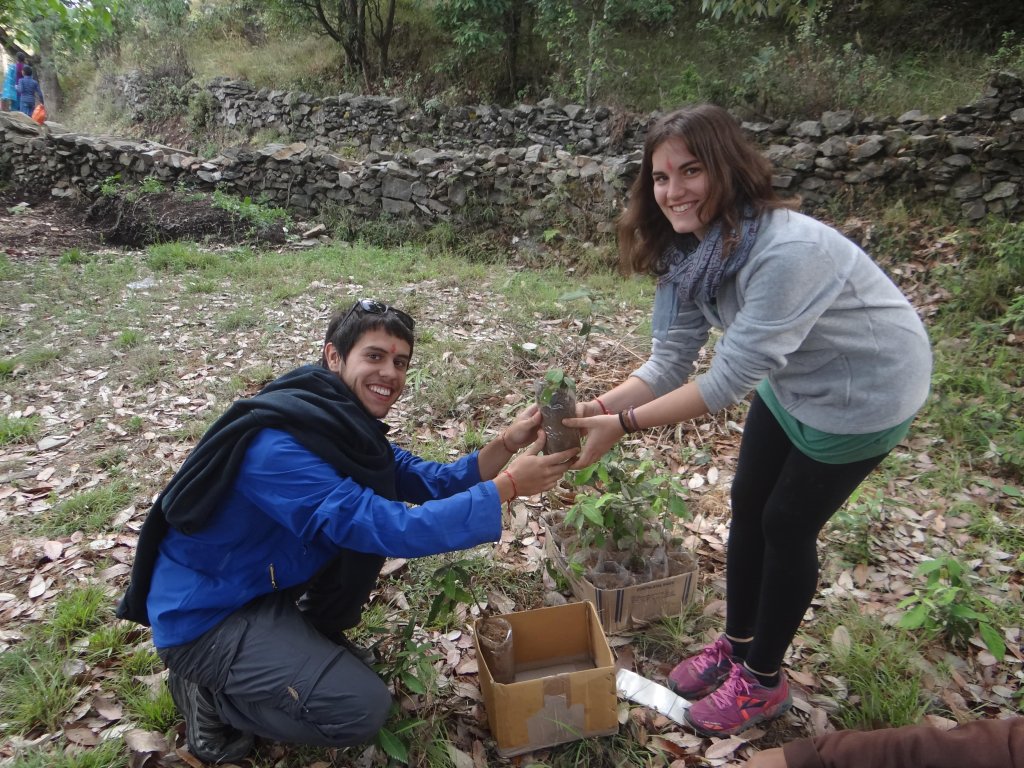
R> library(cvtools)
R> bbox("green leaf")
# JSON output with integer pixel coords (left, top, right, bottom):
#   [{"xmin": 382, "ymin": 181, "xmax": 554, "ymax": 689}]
[
  {"xmin": 376, "ymin": 727, "xmax": 409, "ymax": 763},
  {"xmin": 582, "ymin": 504, "xmax": 605, "ymax": 525},
  {"xmin": 426, "ymin": 592, "xmax": 446, "ymax": 624},
  {"xmin": 544, "ymin": 369, "xmax": 565, "ymax": 386},
  {"xmin": 978, "ymin": 623, "xmax": 1006, "ymax": 661},
  {"xmin": 668, "ymin": 496, "xmax": 688, "ymax": 518},
  {"xmin": 914, "ymin": 558, "xmax": 947, "ymax": 576},
  {"xmin": 898, "ymin": 602, "xmax": 930, "ymax": 629},
  {"xmin": 401, "ymin": 670, "xmax": 427, "ymax": 694}
]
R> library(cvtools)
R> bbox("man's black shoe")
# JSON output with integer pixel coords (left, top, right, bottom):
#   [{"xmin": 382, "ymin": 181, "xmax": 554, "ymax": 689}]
[{"xmin": 167, "ymin": 671, "xmax": 254, "ymax": 764}]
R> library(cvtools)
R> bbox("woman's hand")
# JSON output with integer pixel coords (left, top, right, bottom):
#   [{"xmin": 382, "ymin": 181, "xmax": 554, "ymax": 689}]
[
  {"xmin": 504, "ymin": 432, "xmax": 578, "ymax": 497},
  {"xmin": 578, "ymin": 399, "xmax": 607, "ymax": 418},
  {"xmin": 561, "ymin": 413, "xmax": 624, "ymax": 468}
]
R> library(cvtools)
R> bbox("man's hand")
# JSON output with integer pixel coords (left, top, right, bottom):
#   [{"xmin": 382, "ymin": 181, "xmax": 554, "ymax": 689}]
[
  {"xmin": 505, "ymin": 433, "xmax": 577, "ymax": 497},
  {"xmin": 502, "ymin": 406, "xmax": 541, "ymax": 452},
  {"xmin": 561, "ymin": 413, "xmax": 624, "ymax": 468}
]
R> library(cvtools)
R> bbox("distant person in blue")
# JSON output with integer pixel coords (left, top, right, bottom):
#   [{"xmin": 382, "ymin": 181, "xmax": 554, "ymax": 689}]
[
  {"xmin": 2, "ymin": 54, "xmax": 20, "ymax": 112},
  {"xmin": 115, "ymin": 299, "xmax": 577, "ymax": 763},
  {"xmin": 15, "ymin": 64, "xmax": 43, "ymax": 117}
]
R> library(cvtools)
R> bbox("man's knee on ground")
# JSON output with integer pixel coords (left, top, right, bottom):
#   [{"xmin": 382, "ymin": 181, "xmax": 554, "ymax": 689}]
[{"xmin": 319, "ymin": 683, "xmax": 391, "ymax": 746}]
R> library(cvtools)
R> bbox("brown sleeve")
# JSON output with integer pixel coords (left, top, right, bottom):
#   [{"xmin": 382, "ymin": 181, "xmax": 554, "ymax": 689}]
[{"xmin": 782, "ymin": 718, "xmax": 1024, "ymax": 768}]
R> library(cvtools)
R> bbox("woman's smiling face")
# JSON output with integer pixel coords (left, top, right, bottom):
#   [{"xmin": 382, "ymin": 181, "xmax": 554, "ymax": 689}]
[
  {"xmin": 325, "ymin": 328, "xmax": 410, "ymax": 418},
  {"xmin": 651, "ymin": 136, "xmax": 712, "ymax": 240}
]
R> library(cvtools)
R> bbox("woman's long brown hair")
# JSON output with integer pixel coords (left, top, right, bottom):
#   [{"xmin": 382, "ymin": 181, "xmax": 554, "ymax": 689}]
[{"xmin": 617, "ymin": 104, "xmax": 797, "ymax": 276}]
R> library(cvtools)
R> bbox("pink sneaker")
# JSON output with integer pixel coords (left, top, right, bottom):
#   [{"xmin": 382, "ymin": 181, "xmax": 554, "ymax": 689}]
[
  {"xmin": 684, "ymin": 663, "xmax": 792, "ymax": 737},
  {"xmin": 667, "ymin": 635, "xmax": 738, "ymax": 699}
]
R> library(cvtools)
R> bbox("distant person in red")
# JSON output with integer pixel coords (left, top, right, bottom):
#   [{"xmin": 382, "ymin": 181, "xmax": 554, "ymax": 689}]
[{"xmin": 15, "ymin": 63, "xmax": 43, "ymax": 117}]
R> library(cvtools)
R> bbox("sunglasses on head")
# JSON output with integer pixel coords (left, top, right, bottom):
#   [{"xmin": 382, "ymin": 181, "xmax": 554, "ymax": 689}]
[{"xmin": 344, "ymin": 298, "xmax": 415, "ymax": 331}]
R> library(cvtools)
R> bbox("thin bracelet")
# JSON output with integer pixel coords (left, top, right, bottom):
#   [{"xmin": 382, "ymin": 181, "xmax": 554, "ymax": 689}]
[
  {"xmin": 595, "ymin": 397, "xmax": 610, "ymax": 415},
  {"xmin": 500, "ymin": 430, "xmax": 514, "ymax": 453},
  {"xmin": 502, "ymin": 469, "xmax": 519, "ymax": 498},
  {"xmin": 501, "ymin": 468, "xmax": 520, "ymax": 518},
  {"xmin": 618, "ymin": 410, "xmax": 631, "ymax": 433}
]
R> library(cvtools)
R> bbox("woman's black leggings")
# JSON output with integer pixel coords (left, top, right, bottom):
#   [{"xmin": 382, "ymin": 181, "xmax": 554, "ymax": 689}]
[{"xmin": 725, "ymin": 394, "xmax": 888, "ymax": 675}]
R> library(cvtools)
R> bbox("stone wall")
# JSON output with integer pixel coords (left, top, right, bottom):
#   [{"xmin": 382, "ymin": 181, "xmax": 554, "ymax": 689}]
[{"xmin": 1, "ymin": 71, "xmax": 1023, "ymax": 232}]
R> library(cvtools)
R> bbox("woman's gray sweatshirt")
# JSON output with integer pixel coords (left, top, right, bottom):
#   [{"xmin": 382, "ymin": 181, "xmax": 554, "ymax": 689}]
[{"xmin": 633, "ymin": 208, "xmax": 932, "ymax": 434}]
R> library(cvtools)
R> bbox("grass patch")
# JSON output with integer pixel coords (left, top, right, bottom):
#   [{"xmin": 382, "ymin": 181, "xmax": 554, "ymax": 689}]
[
  {"xmin": 1, "ymin": 347, "xmax": 61, "ymax": 379},
  {"xmin": 85, "ymin": 622, "xmax": 140, "ymax": 664},
  {"xmin": 112, "ymin": 647, "xmax": 175, "ymax": 732},
  {"xmin": 0, "ymin": 415, "xmax": 40, "ymax": 445},
  {"xmin": 126, "ymin": 347, "xmax": 166, "ymax": 388},
  {"xmin": 146, "ymin": 242, "xmax": 222, "ymax": 273},
  {"xmin": 218, "ymin": 307, "xmax": 264, "ymax": 331},
  {"xmin": 95, "ymin": 447, "xmax": 128, "ymax": 471},
  {"xmin": 45, "ymin": 585, "xmax": 113, "ymax": 647},
  {"xmin": 115, "ymin": 329, "xmax": 143, "ymax": 349},
  {"xmin": 58, "ymin": 248, "xmax": 95, "ymax": 266},
  {"xmin": 40, "ymin": 480, "xmax": 134, "ymax": 537},
  {"xmin": 6, "ymin": 738, "xmax": 126, "ymax": 768},
  {"xmin": 0, "ymin": 639, "xmax": 81, "ymax": 735},
  {"xmin": 814, "ymin": 602, "xmax": 931, "ymax": 730}
]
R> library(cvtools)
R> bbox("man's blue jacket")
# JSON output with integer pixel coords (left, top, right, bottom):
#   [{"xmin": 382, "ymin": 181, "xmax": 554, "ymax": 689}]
[{"xmin": 148, "ymin": 429, "xmax": 501, "ymax": 648}]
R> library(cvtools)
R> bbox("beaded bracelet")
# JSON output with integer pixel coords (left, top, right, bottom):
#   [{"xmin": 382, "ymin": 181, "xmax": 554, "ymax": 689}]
[{"xmin": 628, "ymin": 406, "xmax": 640, "ymax": 432}]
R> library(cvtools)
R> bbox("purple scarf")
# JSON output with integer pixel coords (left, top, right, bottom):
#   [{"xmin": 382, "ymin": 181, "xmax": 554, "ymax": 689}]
[{"xmin": 660, "ymin": 212, "xmax": 761, "ymax": 303}]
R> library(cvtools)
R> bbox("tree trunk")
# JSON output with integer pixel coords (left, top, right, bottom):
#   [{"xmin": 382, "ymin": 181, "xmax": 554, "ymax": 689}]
[{"xmin": 37, "ymin": 36, "xmax": 63, "ymax": 117}]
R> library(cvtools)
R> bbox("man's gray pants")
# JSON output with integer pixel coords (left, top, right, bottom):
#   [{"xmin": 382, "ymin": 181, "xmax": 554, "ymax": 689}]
[{"xmin": 159, "ymin": 550, "xmax": 391, "ymax": 747}]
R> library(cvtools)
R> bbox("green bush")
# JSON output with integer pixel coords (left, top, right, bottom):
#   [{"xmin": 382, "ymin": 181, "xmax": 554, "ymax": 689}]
[{"xmin": 738, "ymin": 22, "xmax": 893, "ymax": 117}]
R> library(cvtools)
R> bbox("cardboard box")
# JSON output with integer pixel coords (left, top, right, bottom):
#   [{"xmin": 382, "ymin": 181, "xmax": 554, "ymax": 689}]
[
  {"xmin": 474, "ymin": 601, "xmax": 618, "ymax": 757},
  {"xmin": 544, "ymin": 532, "xmax": 698, "ymax": 634}
]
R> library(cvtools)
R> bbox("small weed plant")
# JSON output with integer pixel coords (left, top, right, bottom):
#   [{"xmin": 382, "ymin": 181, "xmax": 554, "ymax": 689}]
[
  {"xmin": 898, "ymin": 555, "xmax": 1006, "ymax": 660},
  {"xmin": 211, "ymin": 189, "xmax": 290, "ymax": 230},
  {"xmin": 371, "ymin": 621, "xmax": 441, "ymax": 763}
]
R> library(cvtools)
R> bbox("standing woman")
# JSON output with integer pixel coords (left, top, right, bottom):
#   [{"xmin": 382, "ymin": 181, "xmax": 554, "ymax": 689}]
[{"xmin": 564, "ymin": 104, "xmax": 932, "ymax": 737}]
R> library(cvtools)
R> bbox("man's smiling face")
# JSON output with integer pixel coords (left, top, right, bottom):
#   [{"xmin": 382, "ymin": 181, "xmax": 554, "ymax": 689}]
[{"xmin": 325, "ymin": 328, "xmax": 411, "ymax": 418}]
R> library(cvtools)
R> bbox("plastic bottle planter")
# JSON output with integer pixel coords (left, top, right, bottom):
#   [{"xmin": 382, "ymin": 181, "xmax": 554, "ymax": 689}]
[
  {"xmin": 477, "ymin": 616, "xmax": 515, "ymax": 684},
  {"xmin": 534, "ymin": 370, "xmax": 581, "ymax": 455}
]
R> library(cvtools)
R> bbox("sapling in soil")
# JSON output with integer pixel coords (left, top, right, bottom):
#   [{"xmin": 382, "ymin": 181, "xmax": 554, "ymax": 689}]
[{"xmin": 534, "ymin": 369, "xmax": 581, "ymax": 455}]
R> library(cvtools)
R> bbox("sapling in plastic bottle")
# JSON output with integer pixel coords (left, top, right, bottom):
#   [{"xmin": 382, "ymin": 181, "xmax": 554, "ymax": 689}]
[{"xmin": 534, "ymin": 369, "xmax": 581, "ymax": 455}]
